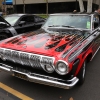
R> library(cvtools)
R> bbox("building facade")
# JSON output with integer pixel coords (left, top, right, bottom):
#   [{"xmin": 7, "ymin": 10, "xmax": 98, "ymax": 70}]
[
  {"xmin": 0, "ymin": 0, "xmax": 3, "ymax": 11},
  {"xmin": 0, "ymin": 0, "xmax": 13, "ymax": 14},
  {"xmin": 13, "ymin": 0, "xmax": 100, "ymax": 14}
]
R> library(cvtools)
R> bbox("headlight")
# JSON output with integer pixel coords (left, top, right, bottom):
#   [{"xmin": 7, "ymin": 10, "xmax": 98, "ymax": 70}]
[
  {"xmin": 55, "ymin": 60, "xmax": 69, "ymax": 75},
  {"xmin": 44, "ymin": 64, "xmax": 54, "ymax": 73}
]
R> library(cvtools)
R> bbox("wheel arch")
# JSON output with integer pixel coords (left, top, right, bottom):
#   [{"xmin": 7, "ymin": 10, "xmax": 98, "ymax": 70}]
[
  {"xmin": 74, "ymin": 52, "xmax": 92, "ymax": 76},
  {"xmin": 84, "ymin": 52, "xmax": 93, "ymax": 63}
]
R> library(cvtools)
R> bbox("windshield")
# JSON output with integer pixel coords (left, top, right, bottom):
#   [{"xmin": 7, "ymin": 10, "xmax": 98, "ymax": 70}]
[
  {"xmin": 4, "ymin": 16, "xmax": 20, "ymax": 26},
  {"xmin": 43, "ymin": 15, "xmax": 91, "ymax": 29}
]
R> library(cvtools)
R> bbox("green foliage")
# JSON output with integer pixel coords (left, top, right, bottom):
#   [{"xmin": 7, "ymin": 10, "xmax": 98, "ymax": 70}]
[{"xmin": 38, "ymin": 14, "xmax": 48, "ymax": 18}]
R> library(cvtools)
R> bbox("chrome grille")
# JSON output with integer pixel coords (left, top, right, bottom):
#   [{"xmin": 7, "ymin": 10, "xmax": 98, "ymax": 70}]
[
  {"xmin": 0, "ymin": 48, "xmax": 54, "ymax": 69},
  {"xmin": 12, "ymin": 51, "xmax": 21, "ymax": 64},
  {"xmin": 0, "ymin": 49, "xmax": 4, "ymax": 55},
  {"xmin": 30, "ymin": 55, "xmax": 41, "ymax": 68},
  {"xmin": 20, "ymin": 53, "xmax": 31, "ymax": 66},
  {"xmin": 4, "ymin": 50, "xmax": 12, "ymax": 60}
]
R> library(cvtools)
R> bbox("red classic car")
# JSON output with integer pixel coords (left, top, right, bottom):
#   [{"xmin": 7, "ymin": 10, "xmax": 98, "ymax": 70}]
[{"xmin": 0, "ymin": 13, "xmax": 100, "ymax": 89}]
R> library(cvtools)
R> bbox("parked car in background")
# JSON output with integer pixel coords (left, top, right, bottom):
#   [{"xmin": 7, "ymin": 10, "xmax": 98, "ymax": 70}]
[
  {"xmin": 0, "ymin": 13, "xmax": 100, "ymax": 89},
  {"xmin": 0, "ymin": 14, "xmax": 45, "ymax": 40}
]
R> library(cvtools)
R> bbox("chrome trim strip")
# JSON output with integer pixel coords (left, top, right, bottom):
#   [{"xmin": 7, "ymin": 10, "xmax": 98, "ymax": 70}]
[
  {"xmin": 0, "ymin": 63, "xmax": 79, "ymax": 89},
  {"xmin": 69, "ymin": 31, "xmax": 100, "ymax": 62},
  {"xmin": 0, "ymin": 63, "xmax": 13, "ymax": 71},
  {"xmin": 62, "ymin": 43, "xmax": 81, "ymax": 58}
]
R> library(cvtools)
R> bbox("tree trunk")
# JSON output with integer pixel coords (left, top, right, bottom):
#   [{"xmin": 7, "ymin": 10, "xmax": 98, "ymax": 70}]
[
  {"xmin": 14, "ymin": 0, "xmax": 17, "ymax": 13},
  {"xmin": 22, "ymin": 0, "xmax": 25, "ymax": 13},
  {"xmin": 3, "ymin": 0, "xmax": 6, "ymax": 15},
  {"xmin": 44, "ymin": 0, "xmax": 48, "ymax": 15},
  {"xmin": 87, "ymin": 0, "xmax": 93, "ymax": 13},
  {"xmin": 78, "ymin": 0, "xmax": 84, "ymax": 12},
  {"xmin": 46, "ymin": 0, "xmax": 48, "ymax": 15}
]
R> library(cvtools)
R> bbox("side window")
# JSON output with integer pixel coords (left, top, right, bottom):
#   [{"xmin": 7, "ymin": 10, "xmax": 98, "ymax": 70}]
[
  {"xmin": 20, "ymin": 16, "xmax": 35, "ymax": 25},
  {"xmin": 27, "ymin": 16, "xmax": 35, "ymax": 23},
  {"xmin": 34, "ymin": 16, "xmax": 43, "ymax": 22}
]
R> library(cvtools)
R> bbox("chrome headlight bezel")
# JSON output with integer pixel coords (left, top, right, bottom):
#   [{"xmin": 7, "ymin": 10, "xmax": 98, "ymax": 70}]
[
  {"xmin": 41, "ymin": 57, "xmax": 55, "ymax": 73},
  {"xmin": 42, "ymin": 64, "xmax": 54, "ymax": 73},
  {"xmin": 55, "ymin": 60, "xmax": 69, "ymax": 75}
]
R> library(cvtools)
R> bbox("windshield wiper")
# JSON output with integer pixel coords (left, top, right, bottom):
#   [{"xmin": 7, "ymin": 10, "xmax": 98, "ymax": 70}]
[
  {"xmin": 48, "ymin": 25, "xmax": 61, "ymax": 27},
  {"xmin": 47, "ymin": 25, "xmax": 83, "ymax": 32},
  {"xmin": 62, "ymin": 25, "xmax": 83, "ymax": 32},
  {"xmin": 62, "ymin": 25, "xmax": 75, "ymax": 28}
]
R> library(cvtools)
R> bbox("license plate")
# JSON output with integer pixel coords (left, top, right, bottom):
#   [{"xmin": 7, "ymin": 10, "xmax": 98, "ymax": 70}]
[{"xmin": 13, "ymin": 72, "xmax": 27, "ymax": 80}]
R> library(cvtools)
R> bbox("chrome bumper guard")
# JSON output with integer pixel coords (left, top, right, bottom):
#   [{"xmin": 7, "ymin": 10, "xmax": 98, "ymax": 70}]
[{"xmin": 0, "ymin": 63, "xmax": 79, "ymax": 89}]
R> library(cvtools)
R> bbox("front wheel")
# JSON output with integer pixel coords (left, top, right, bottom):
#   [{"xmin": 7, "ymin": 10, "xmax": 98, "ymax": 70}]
[
  {"xmin": 78, "ymin": 60, "xmax": 87, "ymax": 85},
  {"xmin": 0, "ymin": 33, "xmax": 8, "ymax": 41}
]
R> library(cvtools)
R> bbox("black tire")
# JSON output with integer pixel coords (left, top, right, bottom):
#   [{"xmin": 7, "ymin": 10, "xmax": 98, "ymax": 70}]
[
  {"xmin": 0, "ymin": 33, "xmax": 8, "ymax": 40},
  {"xmin": 78, "ymin": 60, "xmax": 87, "ymax": 85}
]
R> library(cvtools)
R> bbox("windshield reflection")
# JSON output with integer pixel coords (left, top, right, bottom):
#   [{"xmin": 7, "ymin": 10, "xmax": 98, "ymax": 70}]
[
  {"xmin": 5, "ymin": 16, "xmax": 20, "ymax": 26},
  {"xmin": 43, "ymin": 15, "xmax": 91, "ymax": 29}
]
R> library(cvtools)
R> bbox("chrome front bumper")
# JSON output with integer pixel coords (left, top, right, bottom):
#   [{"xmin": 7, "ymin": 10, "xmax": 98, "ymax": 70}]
[{"xmin": 0, "ymin": 63, "xmax": 79, "ymax": 89}]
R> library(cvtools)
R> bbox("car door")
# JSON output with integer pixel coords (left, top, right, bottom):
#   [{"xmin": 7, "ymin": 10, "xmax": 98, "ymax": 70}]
[
  {"xmin": 23, "ymin": 15, "xmax": 37, "ymax": 32},
  {"xmin": 21, "ymin": 15, "xmax": 43, "ymax": 32},
  {"xmin": 14, "ymin": 15, "xmax": 36, "ymax": 34},
  {"xmin": 13, "ymin": 15, "xmax": 27, "ymax": 34}
]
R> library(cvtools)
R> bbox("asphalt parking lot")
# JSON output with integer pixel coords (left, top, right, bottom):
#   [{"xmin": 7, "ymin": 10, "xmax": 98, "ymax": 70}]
[{"xmin": 0, "ymin": 50, "xmax": 100, "ymax": 100}]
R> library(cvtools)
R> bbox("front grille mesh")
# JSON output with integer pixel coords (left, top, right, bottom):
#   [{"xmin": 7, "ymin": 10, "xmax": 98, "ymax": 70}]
[{"xmin": 0, "ymin": 48, "xmax": 54, "ymax": 69}]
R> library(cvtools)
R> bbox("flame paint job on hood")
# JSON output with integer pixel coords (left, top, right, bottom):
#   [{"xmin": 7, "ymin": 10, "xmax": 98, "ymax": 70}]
[{"xmin": 0, "ymin": 31, "xmax": 85, "ymax": 57}]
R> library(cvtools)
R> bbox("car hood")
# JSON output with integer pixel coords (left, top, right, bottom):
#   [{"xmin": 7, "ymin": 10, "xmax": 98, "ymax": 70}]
[
  {"xmin": 0, "ymin": 30, "xmax": 84, "ymax": 58},
  {"xmin": 0, "ymin": 16, "xmax": 11, "ymax": 26}
]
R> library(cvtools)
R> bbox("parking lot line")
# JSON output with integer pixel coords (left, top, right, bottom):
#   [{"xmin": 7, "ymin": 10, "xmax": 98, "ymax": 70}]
[{"xmin": 0, "ymin": 82, "xmax": 33, "ymax": 100}]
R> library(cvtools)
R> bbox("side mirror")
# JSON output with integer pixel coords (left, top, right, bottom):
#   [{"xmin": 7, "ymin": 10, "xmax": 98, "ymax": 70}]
[{"xmin": 19, "ymin": 21, "xmax": 26, "ymax": 26}]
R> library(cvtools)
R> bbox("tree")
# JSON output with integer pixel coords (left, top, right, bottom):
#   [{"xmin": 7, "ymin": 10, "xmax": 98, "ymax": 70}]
[
  {"xmin": 22, "ymin": 0, "xmax": 25, "ymax": 13},
  {"xmin": 14, "ymin": 0, "xmax": 17, "ymax": 13},
  {"xmin": 3, "ymin": 0, "xmax": 6, "ymax": 14},
  {"xmin": 44, "ymin": 0, "xmax": 48, "ymax": 15},
  {"xmin": 78, "ymin": 0, "xmax": 85, "ymax": 12},
  {"xmin": 87, "ymin": 0, "xmax": 93, "ymax": 13}
]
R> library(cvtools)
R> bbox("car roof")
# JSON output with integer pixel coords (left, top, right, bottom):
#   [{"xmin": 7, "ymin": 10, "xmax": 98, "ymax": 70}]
[
  {"xmin": 5, "ymin": 14, "xmax": 31, "ymax": 17},
  {"xmin": 50, "ymin": 13, "xmax": 94, "ymax": 16}
]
